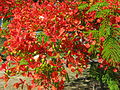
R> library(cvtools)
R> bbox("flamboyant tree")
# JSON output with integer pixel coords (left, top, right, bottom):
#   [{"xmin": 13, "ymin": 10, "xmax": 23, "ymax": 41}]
[{"xmin": 0, "ymin": 0, "xmax": 120, "ymax": 89}]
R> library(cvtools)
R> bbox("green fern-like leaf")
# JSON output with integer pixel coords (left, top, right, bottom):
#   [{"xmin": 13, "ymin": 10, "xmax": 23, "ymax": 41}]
[
  {"xmin": 99, "ymin": 21, "xmax": 111, "ymax": 37},
  {"xmin": 96, "ymin": 9, "xmax": 111, "ymax": 18},
  {"xmin": 102, "ymin": 37, "xmax": 120, "ymax": 63},
  {"xmin": 78, "ymin": 3, "xmax": 88, "ymax": 10},
  {"xmin": 86, "ymin": 2, "xmax": 109, "ymax": 13}
]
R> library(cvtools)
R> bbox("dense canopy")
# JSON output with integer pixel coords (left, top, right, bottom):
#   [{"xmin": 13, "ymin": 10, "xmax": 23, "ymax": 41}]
[{"xmin": 0, "ymin": 0, "xmax": 120, "ymax": 89}]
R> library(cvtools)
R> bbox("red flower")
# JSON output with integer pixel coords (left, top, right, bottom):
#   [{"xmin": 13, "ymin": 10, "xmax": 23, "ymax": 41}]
[
  {"xmin": 13, "ymin": 83, "xmax": 20, "ymax": 89},
  {"xmin": 85, "ymin": 43, "xmax": 90, "ymax": 48},
  {"xmin": 52, "ymin": 71, "xmax": 58, "ymax": 78},
  {"xmin": 113, "ymin": 68, "xmax": 118, "ymax": 72},
  {"xmin": 61, "ymin": 70, "xmax": 67, "ymax": 75},
  {"xmin": 0, "ymin": 56, "xmax": 2, "ymax": 62}
]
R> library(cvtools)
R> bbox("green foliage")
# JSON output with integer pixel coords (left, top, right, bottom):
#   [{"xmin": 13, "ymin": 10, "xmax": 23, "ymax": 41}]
[
  {"xmin": 86, "ymin": 1, "xmax": 120, "ymax": 89},
  {"xmin": 36, "ymin": 31, "xmax": 49, "ymax": 43},
  {"xmin": 102, "ymin": 37, "xmax": 120, "ymax": 63},
  {"xmin": 96, "ymin": 9, "xmax": 111, "ymax": 18},
  {"xmin": 89, "ymin": 62, "xmax": 120, "ymax": 90},
  {"xmin": 0, "ymin": 38, "xmax": 6, "ymax": 46},
  {"xmin": 99, "ymin": 21, "xmax": 111, "ymax": 37},
  {"xmin": 2, "ymin": 20, "xmax": 10, "ymax": 28},
  {"xmin": 86, "ymin": 3, "xmax": 120, "ymax": 64},
  {"xmin": 86, "ymin": 2, "xmax": 109, "ymax": 13},
  {"xmin": 107, "ymin": 80, "xmax": 119, "ymax": 90},
  {"xmin": 19, "ymin": 59, "xmax": 28, "ymax": 65},
  {"xmin": 78, "ymin": 3, "xmax": 88, "ymax": 10},
  {"xmin": 99, "ymin": 19, "xmax": 120, "ymax": 64},
  {"xmin": 102, "ymin": 69, "xmax": 120, "ymax": 90}
]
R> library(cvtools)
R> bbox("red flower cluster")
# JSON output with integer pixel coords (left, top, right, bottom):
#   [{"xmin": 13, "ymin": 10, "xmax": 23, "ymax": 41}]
[{"xmin": 0, "ymin": 0, "xmax": 119, "ymax": 89}]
